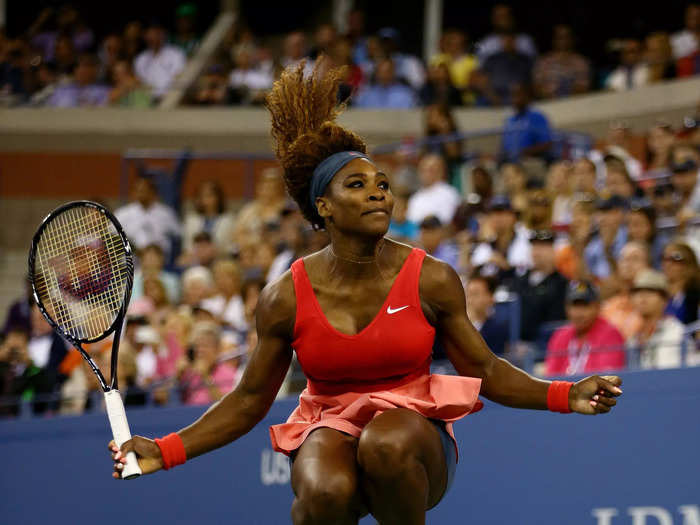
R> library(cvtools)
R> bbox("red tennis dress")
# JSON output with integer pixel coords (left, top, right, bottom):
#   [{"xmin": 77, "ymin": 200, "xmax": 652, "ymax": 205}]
[{"xmin": 269, "ymin": 247, "xmax": 483, "ymax": 458}]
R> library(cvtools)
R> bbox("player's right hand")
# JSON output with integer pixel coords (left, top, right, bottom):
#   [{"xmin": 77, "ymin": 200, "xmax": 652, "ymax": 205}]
[{"xmin": 109, "ymin": 436, "xmax": 163, "ymax": 479}]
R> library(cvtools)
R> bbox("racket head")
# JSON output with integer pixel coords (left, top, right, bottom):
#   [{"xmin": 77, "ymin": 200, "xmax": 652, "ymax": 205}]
[{"xmin": 28, "ymin": 201, "xmax": 134, "ymax": 346}]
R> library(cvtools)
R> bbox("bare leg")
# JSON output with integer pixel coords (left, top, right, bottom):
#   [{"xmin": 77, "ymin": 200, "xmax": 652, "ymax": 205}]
[
  {"xmin": 290, "ymin": 427, "xmax": 367, "ymax": 525},
  {"xmin": 357, "ymin": 409, "xmax": 448, "ymax": 525}
]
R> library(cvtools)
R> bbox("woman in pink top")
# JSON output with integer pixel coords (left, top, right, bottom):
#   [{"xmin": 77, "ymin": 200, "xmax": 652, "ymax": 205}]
[
  {"xmin": 178, "ymin": 321, "xmax": 238, "ymax": 405},
  {"xmin": 111, "ymin": 63, "xmax": 624, "ymax": 524}
]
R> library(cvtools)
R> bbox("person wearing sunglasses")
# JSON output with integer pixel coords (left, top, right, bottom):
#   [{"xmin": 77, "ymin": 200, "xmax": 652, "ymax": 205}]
[{"xmin": 661, "ymin": 241, "xmax": 700, "ymax": 325}]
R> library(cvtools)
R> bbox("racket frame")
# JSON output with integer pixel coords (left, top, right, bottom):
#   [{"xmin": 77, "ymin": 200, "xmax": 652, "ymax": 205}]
[{"xmin": 28, "ymin": 200, "xmax": 134, "ymax": 392}]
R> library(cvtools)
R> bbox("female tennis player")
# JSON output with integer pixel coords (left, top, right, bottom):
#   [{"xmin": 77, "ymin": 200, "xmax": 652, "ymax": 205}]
[{"xmin": 109, "ymin": 63, "xmax": 623, "ymax": 524}]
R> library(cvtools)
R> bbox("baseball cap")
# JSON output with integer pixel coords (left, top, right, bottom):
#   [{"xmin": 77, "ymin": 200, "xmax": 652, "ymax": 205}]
[
  {"xmin": 566, "ymin": 280, "xmax": 600, "ymax": 304},
  {"xmin": 631, "ymin": 269, "xmax": 668, "ymax": 296}
]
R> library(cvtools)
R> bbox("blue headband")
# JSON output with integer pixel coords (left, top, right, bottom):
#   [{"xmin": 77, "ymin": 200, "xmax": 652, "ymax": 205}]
[{"xmin": 309, "ymin": 151, "xmax": 371, "ymax": 209}]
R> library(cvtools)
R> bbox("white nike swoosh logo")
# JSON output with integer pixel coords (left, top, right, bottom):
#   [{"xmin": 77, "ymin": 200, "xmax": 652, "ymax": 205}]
[{"xmin": 387, "ymin": 305, "xmax": 409, "ymax": 314}]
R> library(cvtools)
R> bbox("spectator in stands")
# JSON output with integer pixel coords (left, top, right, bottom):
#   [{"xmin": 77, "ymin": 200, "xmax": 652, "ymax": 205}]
[
  {"xmin": 376, "ymin": 27, "xmax": 426, "ymax": 90},
  {"xmin": 645, "ymin": 121, "xmax": 676, "ymax": 173},
  {"xmin": 424, "ymin": 103, "xmax": 463, "ymax": 186},
  {"xmin": 662, "ymin": 241, "xmax": 700, "ymax": 325},
  {"xmin": 605, "ymin": 39, "xmax": 649, "ymax": 92},
  {"xmin": 604, "ymin": 161, "xmax": 641, "ymax": 200},
  {"xmin": 628, "ymin": 269, "xmax": 693, "ymax": 368},
  {"xmin": 419, "ymin": 61, "xmax": 462, "ymax": 107},
  {"xmin": 172, "ymin": 3, "xmax": 200, "ymax": 56},
  {"xmin": 330, "ymin": 36, "xmax": 365, "ymax": 94},
  {"xmin": 500, "ymin": 83, "xmax": 553, "ymax": 163},
  {"xmin": 513, "ymin": 229, "xmax": 568, "ymax": 343},
  {"xmin": 651, "ymin": 181, "xmax": 677, "ymax": 222},
  {"xmin": 28, "ymin": 5, "xmax": 93, "ymax": 62},
  {"xmin": 201, "ymin": 258, "xmax": 247, "ymax": 334},
  {"xmin": 476, "ymin": 4, "xmax": 537, "ymax": 63},
  {"xmin": 478, "ymin": 35, "xmax": 534, "ymax": 106},
  {"xmin": 430, "ymin": 29, "xmax": 478, "ymax": 105},
  {"xmin": 2, "ymin": 280, "xmax": 32, "ymax": 336},
  {"xmin": 181, "ymin": 266, "xmax": 214, "ymax": 308},
  {"xmin": 676, "ymin": 46, "xmax": 700, "ymax": 77},
  {"xmin": 308, "ymin": 23, "xmax": 337, "ymax": 61},
  {"xmin": 267, "ymin": 206, "xmax": 308, "ymax": 282},
  {"xmin": 555, "ymin": 198, "xmax": 595, "ymax": 280},
  {"xmin": 97, "ymin": 33, "xmax": 123, "ymax": 83},
  {"xmin": 388, "ymin": 191, "xmax": 418, "ymax": 242},
  {"xmin": 600, "ymin": 241, "xmax": 650, "ymax": 340},
  {"xmin": 132, "ymin": 244, "xmax": 179, "ymax": 304},
  {"xmin": 47, "ymin": 53, "xmax": 109, "ymax": 107},
  {"xmin": 228, "ymin": 45, "xmax": 273, "ymax": 105},
  {"xmin": 521, "ymin": 180, "xmax": 553, "ymax": 231},
  {"xmin": 190, "ymin": 63, "xmax": 228, "ymax": 105},
  {"xmin": 354, "ymin": 58, "xmax": 417, "ymax": 109},
  {"xmin": 545, "ymin": 280, "xmax": 626, "ymax": 376},
  {"xmin": 346, "ymin": 9, "xmax": 369, "ymax": 67},
  {"xmin": 533, "ymin": 24, "xmax": 591, "ymax": 99},
  {"xmin": 466, "ymin": 275, "xmax": 508, "ymax": 356},
  {"xmin": 27, "ymin": 303, "xmax": 67, "ymax": 387},
  {"xmin": 406, "ymin": 153, "xmax": 462, "ymax": 225},
  {"xmin": 547, "ymin": 161, "xmax": 574, "ymax": 227},
  {"xmin": 182, "ymin": 180, "xmax": 236, "ymax": 255},
  {"xmin": 584, "ymin": 195, "xmax": 628, "ymax": 279},
  {"xmin": 0, "ymin": 328, "xmax": 54, "ymax": 417},
  {"xmin": 671, "ymin": 3, "xmax": 700, "ymax": 60},
  {"xmin": 178, "ymin": 321, "xmax": 238, "ymax": 405},
  {"xmin": 471, "ymin": 195, "xmax": 532, "ymax": 284},
  {"xmin": 418, "ymin": 215, "xmax": 459, "ymax": 270},
  {"xmin": 626, "ymin": 201, "xmax": 669, "ymax": 269},
  {"xmin": 501, "ymin": 162, "xmax": 529, "ymax": 215},
  {"xmin": 177, "ymin": 231, "xmax": 217, "ymax": 270},
  {"xmin": 0, "ymin": 39, "xmax": 31, "ymax": 103},
  {"xmin": 114, "ymin": 175, "xmax": 181, "ymax": 257},
  {"xmin": 123, "ymin": 20, "xmax": 144, "ymax": 63},
  {"xmin": 669, "ymin": 144, "xmax": 700, "ymax": 214},
  {"xmin": 645, "ymin": 32, "xmax": 676, "ymax": 83},
  {"xmin": 108, "ymin": 59, "xmax": 152, "ymax": 107},
  {"xmin": 52, "ymin": 34, "xmax": 77, "ymax": 78},
  {"xmin": 234, "ymin": 168, "xmax": 288, "ymax": 241},
  {"xmin": 571, "ymin": 158, "xmax": 599, "ymax": 196},
  {"xmin": 281, "ymin": 31, "xmax": 308, "ymax": 71},
  {"xmin": 134, "ymin": 20, "xmax": 186, "ymax": 98}
]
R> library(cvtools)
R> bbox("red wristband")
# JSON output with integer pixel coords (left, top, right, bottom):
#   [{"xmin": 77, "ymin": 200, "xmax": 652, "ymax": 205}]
[
  {"xmin": 155, "ymin": 432, "xmax": 187, "ymax": 470},
  {"xmin": 547, "ymin": 381, "xmax": 573, "ymax": 413}
]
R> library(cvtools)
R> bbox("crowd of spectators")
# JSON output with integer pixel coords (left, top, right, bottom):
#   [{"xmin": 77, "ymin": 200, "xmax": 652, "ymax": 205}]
[
  {"xmin": 0, "ymin": 3, "xmax": 201, "ymax": 107},
  {"xmin": 2, "ymin": 96, "xmax": 699, "ymax": 417},
  {"xmin": 187, "ymin": 3, "xmax": 700, "ymax": 108},
  {"xmin": 2, "ymin": 4, "xmax": 700, "ymax": 108}
]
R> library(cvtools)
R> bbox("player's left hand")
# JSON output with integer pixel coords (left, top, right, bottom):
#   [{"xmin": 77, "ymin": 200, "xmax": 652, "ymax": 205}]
[{"xmin": 569, "ymin": 375, "xmax": 623, "ymax": 415}]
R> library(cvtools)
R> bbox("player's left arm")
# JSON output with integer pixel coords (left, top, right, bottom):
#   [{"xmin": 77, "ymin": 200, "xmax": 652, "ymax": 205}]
[{"xmin": 420, "ymin": 256, "xmax": 622, "ymax": 414}]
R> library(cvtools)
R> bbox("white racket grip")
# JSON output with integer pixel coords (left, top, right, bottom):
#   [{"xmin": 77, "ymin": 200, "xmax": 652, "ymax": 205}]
[{"xmin": 104, "ymin": 390, "xmax": 142, "ymax": 479}]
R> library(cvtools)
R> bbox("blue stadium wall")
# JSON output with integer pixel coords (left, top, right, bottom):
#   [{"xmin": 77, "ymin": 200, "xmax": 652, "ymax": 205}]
[{"xmin": 1, "ymin": 367, "xmax": 698, "ymax": 525}]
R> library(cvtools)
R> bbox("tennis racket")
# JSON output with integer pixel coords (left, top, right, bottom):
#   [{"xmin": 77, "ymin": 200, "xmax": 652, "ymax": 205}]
[{"xmin": 28, "ymin": 200, "xmax": 142, "ymax": 480}]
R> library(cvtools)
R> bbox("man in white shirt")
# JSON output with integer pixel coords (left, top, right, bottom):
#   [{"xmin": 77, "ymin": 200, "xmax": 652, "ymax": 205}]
[
  {"xmin": 134, "ymin": 21, "xmax": 186, "ymax": 97},
  {"xmin": 406, "ymin": 154, "xmax": 462, "ymax": 225},
  {"xmin": 476, "ymin": 4, "xmax": 537, "ymax": 63},
  {"xmin": 671, "ymin": 4, "xmax": 700, "ymax": 59},
  {"xmin": 629, "ymin": 269, "xmax": 695, "ymax": 369},
  {"xmin": 114, "ymin": 176, "xmax": 181, "ymax": 259}
]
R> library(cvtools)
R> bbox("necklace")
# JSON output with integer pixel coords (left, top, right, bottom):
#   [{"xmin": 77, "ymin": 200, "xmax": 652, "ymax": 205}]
[{"xmin": 328, "ymin": 239, "xmax": 386, "ymax": 264}]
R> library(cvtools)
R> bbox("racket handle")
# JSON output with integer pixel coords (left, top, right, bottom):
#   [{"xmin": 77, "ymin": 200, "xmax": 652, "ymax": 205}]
[{"xmin": 104, "ymin": 390, "xmax": 142, "ymax": 480}]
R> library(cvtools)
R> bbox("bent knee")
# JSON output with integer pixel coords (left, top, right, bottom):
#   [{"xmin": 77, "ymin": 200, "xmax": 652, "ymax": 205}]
[
  {"xmin": 294, "ymin": 472, "xmax": 358, "ymax": 520},
  {"xmin": 358, "ymin": 413, "xmax": 424, "ymax": 476}
]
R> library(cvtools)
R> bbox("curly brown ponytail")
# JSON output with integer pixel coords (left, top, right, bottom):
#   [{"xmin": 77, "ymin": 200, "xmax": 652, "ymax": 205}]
[{"xmin": 265, "ymin": 61, "xmax": 367, "ymax": 229}]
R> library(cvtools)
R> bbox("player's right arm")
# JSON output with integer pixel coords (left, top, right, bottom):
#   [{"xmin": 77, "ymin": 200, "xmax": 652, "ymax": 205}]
[{"xmin": 110, "ymin": 272, "xmax": 296, "ymax": 478}]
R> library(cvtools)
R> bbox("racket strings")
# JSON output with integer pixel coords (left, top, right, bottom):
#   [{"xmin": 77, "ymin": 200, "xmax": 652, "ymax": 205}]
[{"xmin": 33, "ymin": 205, "xmax": 130, "ymax": 341}]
